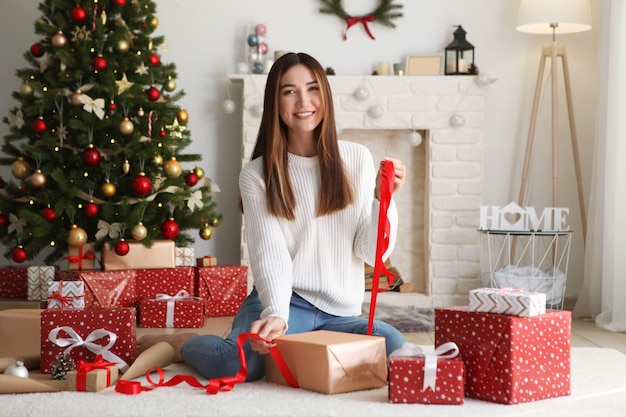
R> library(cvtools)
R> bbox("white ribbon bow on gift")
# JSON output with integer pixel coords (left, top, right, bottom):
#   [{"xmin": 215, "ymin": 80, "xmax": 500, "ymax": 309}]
[
  {"xmin": 48, "ymin": 326, "xmax": 129, "ymax": 372},
  {"xmin": 155, "ymin": 290, "xmax": 194, "ymax": 327},
  {"xmin": 391, "ymin": 342, "xmax": 460, "ymax": 392}
]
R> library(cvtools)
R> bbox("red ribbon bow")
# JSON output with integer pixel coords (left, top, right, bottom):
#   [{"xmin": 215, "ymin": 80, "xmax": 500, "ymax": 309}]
[
  {"xmin": 63, "ymin": 247, "xmax": 95, "ymax": 270},
  {"xmin": 76, "ymin": 354, "xmax": 117, "ymax": 391},
  {"xmin": 344, "ymin": 15, "xmax": 375, "ymax": 40},
  {"xmin": 115, "ymin": 333, "xmax": 298, "ymax": 395},
  {"xmin": 367, "ymin": 160, "xmax": 395, "ymax": 335}
]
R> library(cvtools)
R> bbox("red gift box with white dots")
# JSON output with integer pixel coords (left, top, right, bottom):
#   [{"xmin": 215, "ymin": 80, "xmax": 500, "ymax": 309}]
[
  {"xmin": 435, "ymin": 307, "xmax": 571, "ymax": 404},
  {"xmin": 56, "ymin": 270, "xmax": 138, "ymax": 308},
  {"xmin": 195, "ymin": 266, "xmax": 248, "ymax": 317},
  {"xmin": 40, "ymin": 307, "xmax": 136, "ymax": 374},
  {"xmin": 135, "ymin": 267, "xmax": 195, "ymax": 301},
  {"xmin": 139, "ymin": 296, "xmax": 205, "ymax": 328},
  {"xmin": 0, "ymin": 267, "xmax": 27, "ymax": 298},
  {"xmin": 388, "ymin": 355, "xmax": 465, "ymax": 404}
]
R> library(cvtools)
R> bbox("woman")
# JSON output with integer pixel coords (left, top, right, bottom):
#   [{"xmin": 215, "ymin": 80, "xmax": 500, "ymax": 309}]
[{"xmin": 137, "ymin": 52, "xmax": 407, "ymax": 382}]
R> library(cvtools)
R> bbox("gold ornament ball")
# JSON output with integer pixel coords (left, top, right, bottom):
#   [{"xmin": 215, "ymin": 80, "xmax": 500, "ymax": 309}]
[
  {"xmin": 193, "ymin": 166, "xmax": 205, "ymax": 179},
  {"xmin": 119, "ymin": 117, "xmax": 135, "ymax": 135},
  {"xmin": 164, "ymin": 78, "xmax": 176, "ymax": 92},
  {"xmin": 19, "ymin": 83, "xmax": 34, "ymax": 98},
  {"xmin": 199, "ymin": 225, "xmax": 213, "ymax": 240},
  {"xmin": 163, "ymin": 157, "xmax": 182, "ymax": 178},
  {"xmin": 132, "ymin": 222, "xmax": 148, "ymax": 240},
  {"xmin": 209, "ymin": 217, "xmax": 220, "ymax": 227},
  {"xmin": 152, "ymin": 154, "xmax": 164, "ymax": 167},
  {"xmin": 101, "ymin": 181, "xmax": 117, "ymax": 197},
  {"xmin": 148, "ymin": 15, "xmax": 159, "ymax": 29},
  {"xmin": 52, "ymin": 32, "xmax": 67, "ymax": 48},
  {"xmin": 114, "ymin": 39, "xmax": 130, "ymax": 53},
  {"xmin": 67, "ymin": 224, "xmax": 88, "ymax": 247},
  {"xmin": 70, "ymin": 92, "xmax": 83, "ymax": 107},
  {"xmin": 137, "ymin": 107, "xmax": 145, "ymax": 117},
  {"xmin": 30, "ymin": 170, "xmax": 47, "ymax": 188},
  {"xmin": 176, "ymin": 109, "xmax": 189, "ymax": 123},
  {"xmin": 11, "ymin": 157, "xmax": 31, "ymax": 179}
]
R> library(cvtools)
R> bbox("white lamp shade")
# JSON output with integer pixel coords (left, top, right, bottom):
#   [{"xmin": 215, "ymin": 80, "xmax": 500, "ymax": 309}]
[{"xmin": 517, "ymin": 0, "xmax": 592, "ymax": 34}]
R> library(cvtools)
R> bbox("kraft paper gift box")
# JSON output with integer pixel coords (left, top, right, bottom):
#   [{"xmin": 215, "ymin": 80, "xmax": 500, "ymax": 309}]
[
  {"xmin": 139, "ymin": 290, "xmax": 205, "ymax": 328},
  {"xmin": 388, "ymin": 342, "xmax": 465, "ymax": 404},
  {"xmin": 65, "ymin": 243, "xmax": 97, "ymax": 270},
  {"xmin": 435, "ymin": 307, "xmax": 571, "ymax": 404},
  {"xmin": 102, "ymin": 240, "xmax": 176, "ymax": 270},
  {"xmin": 0, "ymin": 309, "xmax": 41, "ymax": 370},
  {"xmin": 0, "ymin": 299, "xmax": 45, "ymax": 310},
  {"xmin": 195, "ymin": 266, "xmax": 247, "ymax": 317},
  {"xmin": 40, "ymin": 307, "xmax": 136, "ymax": 374},
  {"xmin": 175, "ymin": 247, "xmax": 195, "ymax": 267},
  {"xmin": 196, "ymin": 256, "xmax": 217, "ymax": 267},
  {"xmin": 56, "ymin": 269, "xmax": 138, "ymax": 308},
  {"xmin": 46, "ymin": 281, "xmax": 85, "ymax": 309},
  {"xmin": 265, "ymin": 330, "xmax": 388, "ymax": 394},
  {"xmin": 27, "ymin": 266, "xmax": 56, "ymax": 301},
  {"xmin": 469, "ymin": 287, "xmax": 546, "ymax": 317},
  {"xmin": 135, "ymin": 267, "xmax": 195, "ymax": 301},
  {"xmin": 0, "ymin": 267, "xmax": 28, "ymax": 298},
  {"xmin": 66, "ymin": 355, "xmax": 120, "ymax": 392}
]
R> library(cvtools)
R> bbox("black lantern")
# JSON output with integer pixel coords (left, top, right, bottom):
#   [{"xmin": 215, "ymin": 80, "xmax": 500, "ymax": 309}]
[{"xmin": 444, "ymin": 25, "xmax": 475, "ymax": 75}]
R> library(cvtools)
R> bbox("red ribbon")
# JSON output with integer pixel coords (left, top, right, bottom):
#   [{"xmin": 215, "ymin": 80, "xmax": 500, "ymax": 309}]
[
  {"xmin": 63, "ymin": 247, "xmax": 95, "ymax": 270},
  {"xmin": 115, "ymin": 333, "xmax": 298, "ymax": 395},
  {"xmin": 344, "ymin": 15, "xmax": 375, "ymax": 40},
  {"xmin": 46, "ymin": 281, "xmax": 84, "ymax": 308},
  {"xmin": 367, "ymin": 160, "xmax": 395, "ymax": 335},
  {"xmin": 76, "ymin": 354, "xmax": 117, "ymax": 391}
]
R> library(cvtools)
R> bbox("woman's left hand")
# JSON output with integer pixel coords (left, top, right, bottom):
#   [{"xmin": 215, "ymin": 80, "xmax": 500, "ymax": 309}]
[{"xmin": 375, "ymin": 157, "xmax": 406, "ymax": 199}]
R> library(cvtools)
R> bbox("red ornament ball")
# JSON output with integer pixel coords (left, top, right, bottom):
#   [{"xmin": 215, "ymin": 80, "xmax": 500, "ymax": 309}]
[
  {"xmin": 71, "ymin": 6, "xmax": 87, "ymax": 23},
  {"xmin": 148, "ymin": 53, "xmax": 160, "ymax": 67},
  {"xmin": 0, "ymin": 213, "xmax": 9, "ymax": 227},
  {"xmin": 82, "ymin": 145, "xmax": 101, "ymax": 167},
  {"xmin": 112, "ymin": 0, "xmax": 126, "ymax": 6},
  {"xmin": 108, "ymin": 101, "xmax": 117, "ymax": 112},
  {"xmin": 11, "ymin": 246, "xmax": 27, "ymax": 263},
  {"xmin": 92, "ymin": 54, "xmax": 107, "ymax": 72},
  {"xmin": 41, "ymin": 207, "xmax": 56, "ymax": 222},
  {"xmin": 30, "ymin": 42, "xmax": 44, "ymax": 57},
  {"xmin": 32, "ymin": 117, "xmax": 47, "ymax": 134},
  {"xmin": 185, "ymin": 171, "xmax": 199, "ymax": 187},
  {"xmin": 131, "ymin": 173, "xmax": 152, "ymax": 196},
  {"xmin": 84, "ymin": 201, "xmax": 99, "ymax": 218},
  {"xmin": 160, "ymin": 217, "xmax": 180, "ymax": 239},
  {"xmin": 159, "ymin": 129, "xmax": 166, "ymax": 138},
  {"xmin": 146, "ymin": 86, "xmax": 161, "ymax": 101},
  {"xmin": 114, "ymin": 239, "xmax": 130, "ymax": 256}
]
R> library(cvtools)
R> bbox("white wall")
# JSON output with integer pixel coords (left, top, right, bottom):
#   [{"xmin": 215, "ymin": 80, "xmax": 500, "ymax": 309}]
[{"xmin": 0, "ymin": 0, "xmax": 601, "ymax": 299}]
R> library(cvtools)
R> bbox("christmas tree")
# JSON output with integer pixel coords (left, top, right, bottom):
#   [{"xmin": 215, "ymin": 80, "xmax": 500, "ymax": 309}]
[{"xmin": 0, "ymin": 0, "xmax": 221, "ymax": 265}]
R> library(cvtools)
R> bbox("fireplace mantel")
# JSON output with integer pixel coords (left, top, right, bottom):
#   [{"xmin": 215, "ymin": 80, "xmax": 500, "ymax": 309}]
[{"xmin": 230, "ymin": 74, "xmax": 486, "ymax": 307}]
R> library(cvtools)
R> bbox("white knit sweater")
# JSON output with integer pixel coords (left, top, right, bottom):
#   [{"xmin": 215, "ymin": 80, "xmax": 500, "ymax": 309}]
[{"xmin": 239, "ymin": 141, "xmax": 398, "ymax": 323}]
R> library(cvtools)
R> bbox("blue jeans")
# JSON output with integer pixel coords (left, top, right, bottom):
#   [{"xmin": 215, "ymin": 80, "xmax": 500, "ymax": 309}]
[{"xmin": 180, "ymin": 289, "xmax": 406, "ymax": 381}]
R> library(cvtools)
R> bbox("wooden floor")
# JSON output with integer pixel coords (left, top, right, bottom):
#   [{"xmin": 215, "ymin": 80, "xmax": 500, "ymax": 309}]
[{"xmin": 403, "ymin": 317, "xmax": 626, "ymax": 354}]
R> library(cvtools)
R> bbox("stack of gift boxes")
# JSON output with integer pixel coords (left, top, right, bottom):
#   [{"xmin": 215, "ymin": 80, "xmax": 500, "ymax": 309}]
[
  {"xmin": 0, "ymin": 240, "xmax": 248, "ymax": 392},
  {"xmin": 387, "ymin": 287, "xmax": 571, "ymax": 406}
]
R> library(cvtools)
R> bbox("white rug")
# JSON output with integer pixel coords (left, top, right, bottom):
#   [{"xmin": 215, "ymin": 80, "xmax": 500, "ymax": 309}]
[{"xmin": 3, "ymin": 347, "xmax": 626, "ymax": 417}]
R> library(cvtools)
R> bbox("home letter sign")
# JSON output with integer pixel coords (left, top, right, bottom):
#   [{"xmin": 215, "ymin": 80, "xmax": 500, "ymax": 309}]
[{"xmin": 479, "ymin": 202, "xmax": 570, "ymax": 231}]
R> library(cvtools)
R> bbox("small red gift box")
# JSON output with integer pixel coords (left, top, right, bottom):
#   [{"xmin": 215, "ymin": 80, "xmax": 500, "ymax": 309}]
[
  {"xmin": 65, "ymin": 243, "xmax": 97, "ymax": 270},
  {"xmin": 135, "ymin": 267, "xmax": 195, "ymax": 301},
  {"xmin": 139, "ymin": 290, "xmax": 205, "ymax": 328},
  {"xmin": 56, "ymin": 270, "xmax": 138, "ymax": 308},
  {"xmin": 0, "ymin": 268, "xmax": 28, "ymax": 299},
  {"xmin": 195, "ymin": 266, "xmax": 247, "ymax": 317},
  {"xmin": 435, "ymin": 307, "xmax": 571, "ymax": 404},
  {"xmin": 196, "ymin": 256, "xmax": 217, "ymax": 267},
  {"xmin": 66, "ymin": 355, "xmax": 119, "ymax": 392},
  {"xmin": 388, "ymin": 342, "xmax": 465, "ymax": 404},
  {"xmin": 40, "ymin": 307, "xmax": 136, "ymax": 374}
]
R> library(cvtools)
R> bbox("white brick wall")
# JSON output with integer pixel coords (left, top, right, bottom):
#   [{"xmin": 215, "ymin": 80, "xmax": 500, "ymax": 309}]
[{"xmin": 231, "ymin": 74, "xmax": 486, "ymax": 307}]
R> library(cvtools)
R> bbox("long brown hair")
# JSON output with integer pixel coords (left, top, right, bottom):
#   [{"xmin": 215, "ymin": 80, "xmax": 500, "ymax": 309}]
[{"xmin": 245, "ymin": 52, "xmax": 354, "ymax": 220}]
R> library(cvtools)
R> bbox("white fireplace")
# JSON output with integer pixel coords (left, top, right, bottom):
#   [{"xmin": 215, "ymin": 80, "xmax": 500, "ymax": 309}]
[{"xmin": 230, "ymin": 74, "xmax": 486, "ymax": 307}]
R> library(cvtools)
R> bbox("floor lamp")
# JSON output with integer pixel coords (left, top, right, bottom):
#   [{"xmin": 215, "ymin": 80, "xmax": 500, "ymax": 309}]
[{"xmin": 516, "ymin": 0, "xmax": 592, "ymax": 242}]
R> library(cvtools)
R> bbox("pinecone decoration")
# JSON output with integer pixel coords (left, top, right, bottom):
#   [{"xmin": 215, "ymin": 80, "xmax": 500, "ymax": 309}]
[
  {"xmin": 51, "ymin": 353, "xmax": 76, "ymax": 380},
  {"xmin": 468, "ymin": 63, "xmax": 480, "ymax": 75}
]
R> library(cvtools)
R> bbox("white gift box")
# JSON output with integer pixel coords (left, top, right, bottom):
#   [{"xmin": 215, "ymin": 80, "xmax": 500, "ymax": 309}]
[
  {"xmin": 47, "ymin": 281, "xmax": 85, "ymax": 309},
  {"xmin": 469, "ymin": 287, "xmax": 546, "ymax": 317},
  {"xmin": 175, "ymin": 247, "xmax": 195, "ymax": 267},
  {"xmin": 27, "ymin": 266, "xmax": 56, "ymax": 301}
]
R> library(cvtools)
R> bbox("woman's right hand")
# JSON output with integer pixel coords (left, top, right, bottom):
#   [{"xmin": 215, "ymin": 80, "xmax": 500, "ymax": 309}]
[{"xmin": 248, "ymin": 316, "xmax": 287, "ymax": 355}]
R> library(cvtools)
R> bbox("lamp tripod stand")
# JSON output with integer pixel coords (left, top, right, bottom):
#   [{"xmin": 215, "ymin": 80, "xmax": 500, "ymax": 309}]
[{"xmin": 516, "ymin": 39, "xmax": 587, "ymax": 242}]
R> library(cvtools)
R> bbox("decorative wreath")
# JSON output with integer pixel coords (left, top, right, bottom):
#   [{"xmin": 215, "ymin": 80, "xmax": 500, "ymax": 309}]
[{"xmin": 319, "ymin": 0, "xmax": 403, "ymax": 41}]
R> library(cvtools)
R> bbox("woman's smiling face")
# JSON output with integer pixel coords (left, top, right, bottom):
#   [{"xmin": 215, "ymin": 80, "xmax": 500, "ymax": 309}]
[{"xmin": 278, "ymin": 64, "xmax": 324, "ymax": 139}]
